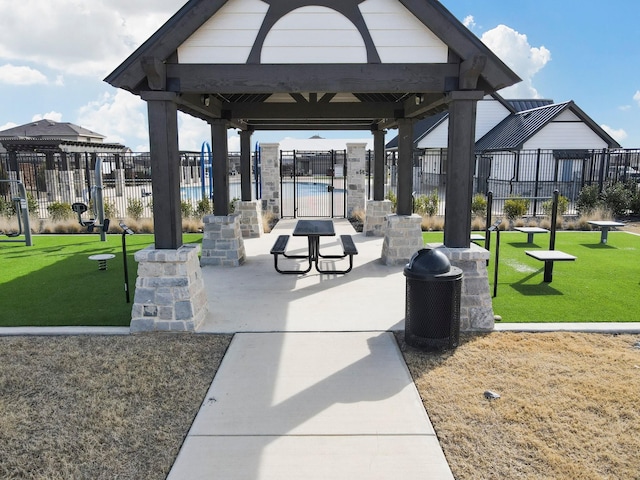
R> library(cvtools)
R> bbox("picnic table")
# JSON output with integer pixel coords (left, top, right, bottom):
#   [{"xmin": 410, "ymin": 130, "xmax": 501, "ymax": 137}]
[
  {"xmin": 525, "ymin": 250, "xmax": 576, "ymax": 283},
  {"xmin": 587, "ymin": 221, "xmax": 625, "ymax": 244}
]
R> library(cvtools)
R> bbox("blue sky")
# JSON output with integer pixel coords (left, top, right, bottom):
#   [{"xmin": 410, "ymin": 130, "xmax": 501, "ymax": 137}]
[{"xmin": 0, "ymin": 0, "xmax": 638, "ymax": 151}]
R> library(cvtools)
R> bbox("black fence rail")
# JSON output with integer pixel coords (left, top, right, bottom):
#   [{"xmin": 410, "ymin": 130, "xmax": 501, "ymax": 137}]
[{"xmin": 1, "ymin": 147, "xmax": 638, "ymax": 221}]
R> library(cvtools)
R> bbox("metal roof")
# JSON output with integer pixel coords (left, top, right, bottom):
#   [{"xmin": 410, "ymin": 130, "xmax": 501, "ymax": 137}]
[
  {"xmin": 505, "ymin": 99, "xmax": 554, "ymax": 112},
  {"xmin": 0, "ymin": 119, "xmax": 106, "ymax": 140},
  {"xmin": 475, "ymin": 101, "xmax": 621, "ymax": 151}
]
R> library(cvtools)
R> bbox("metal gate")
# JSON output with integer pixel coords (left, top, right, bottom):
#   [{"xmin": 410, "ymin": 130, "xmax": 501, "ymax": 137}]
[{"xmin": 279, "ymin": 150, "xmax": 347, "ymax": 218}]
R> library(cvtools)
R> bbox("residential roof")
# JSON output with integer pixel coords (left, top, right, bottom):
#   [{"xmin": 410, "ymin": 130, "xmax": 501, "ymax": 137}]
[
  {"xmin": 506, "ymin": 99, "xmax": 554, "ymax": 112},
  {"xmin": 385, "ymin": 112, "xmax": 448, "ymax": 149},
  {"xmin": 0, "ymin": 119, "xmax": 106, "ymax": 140},
  {"xmin": 475, "ymin": 101, "xmax": 621, "ymax": 151}
]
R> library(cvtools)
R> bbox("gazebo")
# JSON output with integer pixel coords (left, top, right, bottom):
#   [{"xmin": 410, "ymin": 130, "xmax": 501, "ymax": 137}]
[{"xmin": 105, "ymin": 0, "xmax": 520, "ymax": 331}]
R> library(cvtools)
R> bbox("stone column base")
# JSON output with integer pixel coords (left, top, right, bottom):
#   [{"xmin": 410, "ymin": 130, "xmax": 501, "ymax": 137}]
[
  {"xmin": 131, "ymin": 244, "xmax": 208, "ymax": 332},
  {"xmin": 364, "ymin": 200, "xmax": 393, "ymax": 237},
  {"xmin": 236, "ymin": 201, "xmax": 263, "ymax": 238},
  {"xmin": 381, "ymin": 214, "xmax": 424, "ymax": 266},
  {"xmin": 426, "ymin": 242, "xmax": 494, "ymax": 331},
  {"xmin": 201, "ymin": 214, "xmax": 246, "ymax": 266}
]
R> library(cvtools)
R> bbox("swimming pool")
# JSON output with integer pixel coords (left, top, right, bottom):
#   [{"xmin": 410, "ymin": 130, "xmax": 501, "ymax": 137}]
[{"xmin": 181, "ymin": 181, "xmax": 345, "ymax": 200}]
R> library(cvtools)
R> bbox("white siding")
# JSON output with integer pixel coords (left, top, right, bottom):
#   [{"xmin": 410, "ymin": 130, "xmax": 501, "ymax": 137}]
[
  {"xmin": 262, "ymin": 6, "xmax": 367, "ymax": 63},
  {"xmin": 178, "ymin": 0, "xmax": 448, "ymax": 64},
  {"xmin": 178, "ymin": 0, "xmax": 269, "ymax": 64},
  {"xmin": 417, "ymin": 121, "xmax": 449, "ymax": 149},
  {"xmin": 475, "ymin": 96, "xmax": 510, "ymax": 140},
  {"xmin": 360, "ymin": 0, "xmax": 448, "ymax": 63},
  {"xmin": 523, "ymin": 123, "xmax": 608, "ymax": 150}
]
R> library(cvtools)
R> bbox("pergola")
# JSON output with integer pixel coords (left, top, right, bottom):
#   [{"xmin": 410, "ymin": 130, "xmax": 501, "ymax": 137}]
[{"xmin": 105, "ymin": 0, "xmax": 520, "ymax": 251}]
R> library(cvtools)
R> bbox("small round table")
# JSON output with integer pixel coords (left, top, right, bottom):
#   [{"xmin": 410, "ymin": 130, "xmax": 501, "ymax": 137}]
[{"xmin": 88, "ymin": 253, "xmax": 116, "ymax": 271}]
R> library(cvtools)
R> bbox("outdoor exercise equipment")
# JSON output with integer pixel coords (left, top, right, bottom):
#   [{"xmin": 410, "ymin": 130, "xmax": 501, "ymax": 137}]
[
  {"xmin": 71, "ymin": 156, "xmax": 109, "ymax": 241},
  {"xmin": 119, "ymin": 221, "xmax": 134, "ymax": 303},
  {"xmin": 0, "ymin": 179, "xmax": 33, "ymax": 246}
]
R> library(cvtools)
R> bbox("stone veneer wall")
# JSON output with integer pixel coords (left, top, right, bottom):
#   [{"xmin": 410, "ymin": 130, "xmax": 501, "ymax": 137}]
[
  {"xmin": 346, "ymin": 143, "xmax": 367, "ymax": 217},
  {"xmin": 130, "ymin": 244, "xmax": 208, "ymax": 332},
  {"xmin": 200, "ymin": 214, "xmax": 246, "ymax": 267},
  {"xmin": 259, "ymin": 143, "xmax": 280, "ymax": 217},
  {"xmin": 426, "ymin": 242, "xmax": 494, "ymax": 331},
  {"xmin": 364, "ymin": 200, "xmax": 393, "ymax": 237},
  {"xmin": 381, "ymin": 214, "xmax": 424, "ymax": 265},
  {"xmin": 236, "ymin": 200, "xmax": 263, "ymax": 238}
]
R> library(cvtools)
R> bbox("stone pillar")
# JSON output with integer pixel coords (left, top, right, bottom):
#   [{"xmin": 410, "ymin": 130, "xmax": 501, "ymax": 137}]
[
  {"xmin": 364, "ymin": 199, "xmax": 392, "ymax": 237},
  {"xmin": 200, "ymin": 214, "xmax": 246, "ymax": 266},
  {"xmin": 236, "ymin": 200, "xmax": 263, "ymax": 238},
  {"xmin": 381, "ymin": 214, "xmax": 424, "ymax": 266},
  {"xmin": 426, "ymin": 243, "xmax": 494, "ymax": 331},
  {"xmin": 346, "ymin": 142, "xmax": 367, "ymax": 217},
  {"xmin": 130, "ymin": 244, "xmax": 208, "ymax": 332},
  {"xmin": 259, "ymin": 143, "xmax": 280, "ymax": 217}
]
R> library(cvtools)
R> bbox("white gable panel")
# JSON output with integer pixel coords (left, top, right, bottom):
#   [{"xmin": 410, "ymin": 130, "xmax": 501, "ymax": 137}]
[
  {"xmin": 417, "ymin": 121, "xmax": 449, "ymax": 149},
  {"xmin": 554, "ymin": 110, "xmax": 580, "ymax": 122},
  {"xmin": 262, "ymin": 7, "xmax": 367, "ymax": 63},
  {"xmin": 178, "ymin": 0, "xmax": 269, "ymax": 64},
  {"xmin": 475, "ymin": 97, "xmax": 511, "ymax": 139},
  {"xmin": 523, "ymin": 123, "xmax": 608, "ymax": 150},
  {"xmin": 360, "ymin": 0, "xmax": 448, "ymax": 63}
]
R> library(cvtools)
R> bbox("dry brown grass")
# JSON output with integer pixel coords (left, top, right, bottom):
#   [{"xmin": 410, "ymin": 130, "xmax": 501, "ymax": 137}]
[
  {"xmin": 399, "ymin": 332, "xmax": 640, "ymax": 480},
  {"xmin": 0, "ymin": 334, "xmax": 231, "ymax": 480}
]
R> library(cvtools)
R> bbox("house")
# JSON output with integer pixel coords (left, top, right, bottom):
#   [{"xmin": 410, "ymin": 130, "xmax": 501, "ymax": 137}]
[
  {"xmin": 386, "ymin": 93, "xmax": 621, "ymax": 199},
  {"xmin": 0, "ymin": 119, "xmax": 126, "ymax": 154}
]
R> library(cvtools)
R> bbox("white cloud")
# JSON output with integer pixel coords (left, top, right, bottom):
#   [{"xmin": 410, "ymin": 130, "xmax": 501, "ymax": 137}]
[
  {"xmin": 463, "ymin": 15, "xmax": 476, "ymax": 29},
  {"xmin": 0, "ymin": 64, "xmax": 48, "ymax": 85},
  {"xmin": 601, "ymin": 125, "xmax": 628, "ymax": 143},
  {"xmin": 32, "ymin": 112, "xmax": 63, "ymax": 122},
  {"xmin": 619, "ymin": 105, "xmax": 632, "ymax": 111},
  {"xmin": 481, "ymin": 25, "xmax": 551, "ymax": 98},
  {"xmin": 0, "ymin": 1, "xmax": 180, "ymax": 77},
  {"xmin": 76, "ymin": 90, "xmax": 148, "ymax": 148},
  {"xmin": 634, "ymin": 90, "xmax": 640, "ymax": 107},
  {"xmin": 0, "ymin": 122, "xmax": 18, "ymax": 131}
]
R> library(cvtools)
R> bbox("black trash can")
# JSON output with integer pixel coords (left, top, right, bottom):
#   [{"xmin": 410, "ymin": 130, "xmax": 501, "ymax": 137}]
[{"xmin": 403, "ymin": 248, "xmax": 463, "ymax": 351}]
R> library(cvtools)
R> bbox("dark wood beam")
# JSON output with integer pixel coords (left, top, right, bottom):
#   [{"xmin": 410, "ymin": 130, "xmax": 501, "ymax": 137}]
[
  {"xmin": 225, "ymin": 101, "xmax": 400, "ymax": 119},
  {"xmin": 166, "ymin": 63, "xmax": 459, "ymax": 94}
]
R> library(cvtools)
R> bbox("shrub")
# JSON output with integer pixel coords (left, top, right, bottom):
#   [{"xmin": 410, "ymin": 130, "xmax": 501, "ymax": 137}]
[
  {"xmin": 0, "ymin": 197, "xmax": 11, "ymax": 218},
  {"xmin": 385, "ymin": 191, "xmax": 397, "ymax": 212},
  {"xmin": 503, "ymin": 196, "xmax": 530, "ymax": 220},
  {"xmin": 542, "ymin": 195, "xmax": 569, "ymax": 216},
  {"xmin": 181, "ymin": 201, "xmax": 194, "ymax": 218},
  {"xmin": 196, "ymin": 198, "xmax": 212, "ymax": 216},
  {"xmin": 601, "ymin": 182, "xmax": 631, "ymax": 217},
  {"xmin": 471, "ymin": 194, "xmax": 487, "ymax": 219},
  {"xmin": 47, "ymin": 202, "xmax": 73, "ymax": 221},
  {"xmin": 127, "ymin": 198, "xmax": 144, "ymax": 220},
  {"xmin": 103, "ymin": 200, "xmax": 117, "ymax": 219},
  {"xmin": 414, "ymin": 191, "xmax": 439, "ymax": 216},
  {"xmin": 576, "ymin": 184, "xmax": 601, "ymax": 215}
]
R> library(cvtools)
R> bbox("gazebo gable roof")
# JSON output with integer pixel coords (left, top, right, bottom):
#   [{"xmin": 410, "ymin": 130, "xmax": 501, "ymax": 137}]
[{"xmin": 105, "ymin": 0, "xmax": 520, "ymax": 131}]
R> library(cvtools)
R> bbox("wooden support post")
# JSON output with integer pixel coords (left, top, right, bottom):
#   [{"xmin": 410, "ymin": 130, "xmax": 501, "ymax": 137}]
[
  {"xmin": 396, "ymin": 118, "xmax": 414, "ymax": 216},
  {"xmin": 240, "ymin": 129, "xmax": 252, "ymax": 201},
  {"xmin": 142, "ymin": 91, "xmax": 182, "ymax": 250},
  {"xmin": 444, "ymin": 91, "xmax": 483, "ymax": 248},
  {"xmin": 211, "ymin": 119, "xmax": 230, "ymax": 215},
  {"xmin": 373, "ymin": 129, "xmax": 386, "ymax": 201}
]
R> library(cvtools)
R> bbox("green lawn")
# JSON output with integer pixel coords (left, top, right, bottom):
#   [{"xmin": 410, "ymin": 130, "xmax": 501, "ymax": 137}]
[
  {"xmin": 0, "ymin": 234, "xmax": 202, "ymax": 327},
  {"xmin": 423, "ymin": 230, "xmax": 640, "ymax": 323}
]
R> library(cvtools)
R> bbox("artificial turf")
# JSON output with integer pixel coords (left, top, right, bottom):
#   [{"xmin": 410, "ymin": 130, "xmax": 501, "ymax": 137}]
[
  {"xmin": 0, "ymin": 233, "xmax": 202, "ymax": 327},
  {"xmin": 423, "ymin": 230, "xmax": 640, "ymax": 323}
]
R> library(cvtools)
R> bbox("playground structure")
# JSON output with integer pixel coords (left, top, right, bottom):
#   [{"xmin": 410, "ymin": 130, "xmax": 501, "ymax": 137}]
[
  {"xmin": 71, "ymin": 156, "xmax": 110, "ymax": 241},
  {"xmin": 0, "ymin": 179, "xmax": 32, "ymax": 246}
]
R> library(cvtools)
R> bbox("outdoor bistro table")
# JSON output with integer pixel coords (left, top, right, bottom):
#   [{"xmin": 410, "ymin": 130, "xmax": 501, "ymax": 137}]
[
  {"xmin": 587, "ymin": 220, "xmax": 625, "ymax": 244},
  {"xmin": 514, "ymin": 226, "xmax": 549, "ymax": 243}
]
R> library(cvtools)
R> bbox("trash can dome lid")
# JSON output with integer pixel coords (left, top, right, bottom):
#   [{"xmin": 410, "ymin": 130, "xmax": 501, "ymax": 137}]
[{"xmin": 404, "ymin": 248, "xmax": 451, "ymax": 276}]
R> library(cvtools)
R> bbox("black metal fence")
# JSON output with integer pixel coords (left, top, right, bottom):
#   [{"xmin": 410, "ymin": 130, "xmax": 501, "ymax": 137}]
[{"xmin": 1, "ymin": 147, "xmax": 638, "ymax": 220}]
